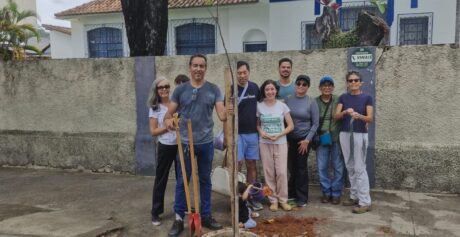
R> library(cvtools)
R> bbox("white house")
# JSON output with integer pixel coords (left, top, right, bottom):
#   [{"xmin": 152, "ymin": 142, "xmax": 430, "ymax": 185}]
[{"xmin": 45, "ymin": 0, "xmax": 458, "ymax": 58}]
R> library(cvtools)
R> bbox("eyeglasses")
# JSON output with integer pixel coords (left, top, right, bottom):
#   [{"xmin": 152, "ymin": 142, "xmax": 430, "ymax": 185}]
[
  {"xmin": 157, "ymin": 85, "xmax": 170, "ymax": 90},
  {"xmin": 347, "ymin": 79, "xmax": 361, "ymax": 83},
  {"xmin": 296, "ymin": 82, "xmax": 308, "ymax": 87},
  {"xmin": 191, "ymin": 88, "xmax": 198, "ymax": 101}
]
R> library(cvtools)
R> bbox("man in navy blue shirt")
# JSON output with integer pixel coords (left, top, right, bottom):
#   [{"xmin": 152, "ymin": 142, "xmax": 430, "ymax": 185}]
[{"xmin": 230, "ymin": 61, "xmax": 263, "ymax": 210}]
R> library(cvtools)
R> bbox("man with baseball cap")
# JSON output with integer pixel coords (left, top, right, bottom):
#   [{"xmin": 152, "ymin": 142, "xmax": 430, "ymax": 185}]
[{"xmin": 315, "ymin": 76, "xmax": 344, "ymax": 205}]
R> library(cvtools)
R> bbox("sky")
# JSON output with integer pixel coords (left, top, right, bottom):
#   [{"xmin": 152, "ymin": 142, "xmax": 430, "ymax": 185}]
[{"xmin": 36, "ymin": 0, "xmax": 92, "ymax": 27}]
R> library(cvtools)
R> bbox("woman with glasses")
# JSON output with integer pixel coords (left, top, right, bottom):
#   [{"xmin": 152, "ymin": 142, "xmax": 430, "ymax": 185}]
[
  {"xmin": 285, "ymin": 75, "xmax": 319, "ymax": 208},
  {"xmin": 334, "ymin": 71, "xmax": 374, "ymax": 214},
  {"xmin": 147, "ymin": 77, "xmax": 177, "ymax": 226},
  {"xmin": 257, "ymin": 79, "xmax": 294, "ymax": 212}
]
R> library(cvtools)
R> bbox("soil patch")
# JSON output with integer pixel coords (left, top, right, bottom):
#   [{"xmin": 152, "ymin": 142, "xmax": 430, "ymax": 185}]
[{"xmin": 250, "ymin": 215, "xmax": 320, "ymax": 237}]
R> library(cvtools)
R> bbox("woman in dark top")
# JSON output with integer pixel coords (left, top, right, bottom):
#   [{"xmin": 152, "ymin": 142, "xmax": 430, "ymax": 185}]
[{"xmin": 334, "ymin": 71, "xmax": 374, "ymax": 214}]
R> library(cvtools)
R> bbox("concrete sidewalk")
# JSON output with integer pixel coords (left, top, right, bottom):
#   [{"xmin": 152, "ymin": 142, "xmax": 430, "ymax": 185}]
[{"xmin": 0, "ymin": 167, "xmax": 459, "ymax": 237}]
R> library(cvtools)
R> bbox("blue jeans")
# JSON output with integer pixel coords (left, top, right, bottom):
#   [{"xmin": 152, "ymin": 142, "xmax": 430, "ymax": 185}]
[
  {"xmin": 174, "ymin": 142, "xmax": 214, "ymax": 218},
  {"xmin": 316, "ymin": 141, "xmax": 344, "ymax": 198}
]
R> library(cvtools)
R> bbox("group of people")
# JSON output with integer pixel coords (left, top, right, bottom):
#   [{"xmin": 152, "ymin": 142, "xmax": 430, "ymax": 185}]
[{"xmin": 147, "ymin": 54, "xmax": 374, "ymax": 237}]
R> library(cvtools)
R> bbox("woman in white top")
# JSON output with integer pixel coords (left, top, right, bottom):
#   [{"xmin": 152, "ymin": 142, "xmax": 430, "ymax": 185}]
[
  {"xmin": 148, "ymin": 77, "xmax": 177, "ymax": 226},
  {"xmin": 256, "ymin": 79, "xmax": 294, "ymax": 212}
]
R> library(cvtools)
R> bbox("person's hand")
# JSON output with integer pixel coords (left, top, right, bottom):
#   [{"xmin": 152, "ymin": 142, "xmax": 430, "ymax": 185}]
[
  {"xmin": 345, "ymin": 108, "xmax": 354, "ymax": 115},
  {"xmin": 260, "ymin": 131, "xmax": 270, "ymax": 140},
  {"xmin": 268, "ymin": 134, "xmax": 280, "ymax": 142},
  {"xmin": 298, "ymin": 140, "xmax": 309, "ymax": 155},
  {"xmin": 351, "ymin": 112, "xmax": 361, "ymax": 120},
  {"xmin": 165, "ymin": 118, "xmax": 175, "ymax": 130}
]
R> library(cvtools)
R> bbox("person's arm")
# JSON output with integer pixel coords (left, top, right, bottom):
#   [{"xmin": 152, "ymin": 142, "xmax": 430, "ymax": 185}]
[
  {"xmin": 351, "ymin": 105, "xmax": 373, "ymax": 123},
  {"xmin": 306, "ymin": 100, "xmax": 320, "ymax": 141},
  {"xmin": 164, "ymin": 102, "xmax": 178, "ymax": 130},
  {"xmin": 242, "ymin": 184, "xmax": 252, "ymax": 201},
  {"xmin": 256, "ymin": 117, "xmax": 269, "ymax": 139},
  {"xmin": 334, "ymin": 103, "xmax": 354, "ymax": 120},
  {"xmin": 271, "ymin": 112, "xmax": 294, "ymax": 141},
  {"xmin": 215, "ymin": 101, "xmax": 227, "ymax": 122},
  {"xmin": 149, "ymin": 118, "xmax": 169, "ymax": 136}
]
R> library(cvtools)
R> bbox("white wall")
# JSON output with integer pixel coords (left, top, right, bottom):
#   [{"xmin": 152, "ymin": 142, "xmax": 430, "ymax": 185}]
[
  {"xmin": 52, "ymin": 0, "xmax": 457, "ymax": 59},
  {"xmin": 269, "ymin": 0, "xmax": 317, "ymax": 51},
  {"xmin": 49, "ymin": 31, "xmax": 72, "ymax": 59},
  {"xmin": 391, "ymin": 0, "xmax": 457, "ymax": 45},
  {"xmin": 227, "ymin": 2, "xmax": 269, "ymax": 53}
]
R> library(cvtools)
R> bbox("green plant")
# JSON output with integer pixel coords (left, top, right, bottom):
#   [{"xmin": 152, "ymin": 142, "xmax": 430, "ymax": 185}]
[
  {"xmin": 0, "ymin": 0, "xmax": 41, "ymax": 61},
  {"xmin": 369, "ymin": 0, "xmax": 387, "ymax": 14},
  {"xmin": 324, "ymin": 30, "xmax": 359, "ymax": 48}
]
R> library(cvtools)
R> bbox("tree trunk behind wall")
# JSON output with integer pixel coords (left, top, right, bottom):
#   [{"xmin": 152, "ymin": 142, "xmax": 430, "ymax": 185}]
[{"xmin": 121, "ymin": 0, "xmax": 168, "ymax": 56}]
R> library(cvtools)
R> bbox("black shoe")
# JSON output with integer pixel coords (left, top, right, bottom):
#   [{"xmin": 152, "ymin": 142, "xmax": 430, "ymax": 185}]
[
  {"xmin": 168, "ymin": 219, "xmax": 184, "ymax": 237},
  {"xmin": 202, "ymin": 216, "xmax": 223, "ymax": 230},
  {"xmin": 151, "ymin": 214, "xmax": 161, "ymax": 226}
]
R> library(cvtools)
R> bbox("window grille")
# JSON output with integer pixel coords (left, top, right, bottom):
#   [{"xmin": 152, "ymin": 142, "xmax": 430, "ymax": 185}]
[{"xmin": 87, "ymin": 27, "xmax": 123, "ymax": 58}]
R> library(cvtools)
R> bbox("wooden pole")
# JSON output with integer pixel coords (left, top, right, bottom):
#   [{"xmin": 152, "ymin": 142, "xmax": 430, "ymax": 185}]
[{"xmin": 224, "ymin": 67, "xmax": 239, "ymax": 236}]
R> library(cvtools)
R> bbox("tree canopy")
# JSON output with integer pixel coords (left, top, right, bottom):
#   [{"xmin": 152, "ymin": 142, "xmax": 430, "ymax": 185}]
[{"xmin": 0, "ymin": 0, "xmax": 41, "ymax": 61}]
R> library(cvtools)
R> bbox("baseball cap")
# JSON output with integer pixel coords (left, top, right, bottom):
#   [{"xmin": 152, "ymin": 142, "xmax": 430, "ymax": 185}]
[
  {"xmin": 319, "ymin": 75, "xmax": 334, "ymax": 86},
  {"xmin": 295, "ymin": 75, "xmax": 311, "ymax": 86}
]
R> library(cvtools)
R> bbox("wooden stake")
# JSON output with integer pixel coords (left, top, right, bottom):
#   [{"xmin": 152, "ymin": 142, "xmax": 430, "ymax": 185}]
[{"xmin": 224, "ymin": 67, "xmax": 239, "ymax": 236}]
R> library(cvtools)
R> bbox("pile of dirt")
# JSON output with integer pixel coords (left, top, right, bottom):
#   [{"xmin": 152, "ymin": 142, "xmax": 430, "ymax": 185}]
[{"xmin": 250, "ymin": 215, "xmax": 319, "ymax": 237}]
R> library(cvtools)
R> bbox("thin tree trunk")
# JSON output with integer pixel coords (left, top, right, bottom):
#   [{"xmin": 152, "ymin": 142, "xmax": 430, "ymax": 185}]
[
  {"xmin": 121, "ymin": 0, "xmax": 168, "ymax": 56},
  {"xmin": 456, "ymin": 0, "xmax": 460, "ymax": 43}
]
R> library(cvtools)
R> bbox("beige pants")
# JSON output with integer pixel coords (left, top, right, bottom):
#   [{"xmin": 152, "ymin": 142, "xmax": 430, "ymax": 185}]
[{"xmin": 259, "ymin": 143, "xmax": 288, "ymax": 204}]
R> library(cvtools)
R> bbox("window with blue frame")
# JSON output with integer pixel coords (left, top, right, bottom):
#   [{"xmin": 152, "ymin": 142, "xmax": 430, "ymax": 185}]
[
  {"xmin": 87, "ymin": 27, "xmax": 123, "ymax": 58},
  {"xmin": 243, "ymin": 41, "xmax": 267, "ymax": 52},
  {"xmin": 175, "ymin": 23, "xmax": 215, "ymax": 55},
  {"xmin": 339, "ymin": 5, "xmax": 382, "ymax": 32}
]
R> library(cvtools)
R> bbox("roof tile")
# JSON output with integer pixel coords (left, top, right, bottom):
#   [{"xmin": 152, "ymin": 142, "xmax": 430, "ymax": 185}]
[{"xmin": 55, "ymin": 0, "xmax": 258, "ymax": 17}]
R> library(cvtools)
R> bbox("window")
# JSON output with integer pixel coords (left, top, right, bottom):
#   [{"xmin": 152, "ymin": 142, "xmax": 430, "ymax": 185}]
[
  {"xmin": 399, "ymin": 17, "xmax": 429, "ymax": 45},
  {"xmin": 87, "ymin": 27, "xmax": 123, "ymax": 58},
  {"xmin": 243, "ymin": 41, "xmax": 267, "ymax": 52},
  {"xmin": 302, "ymin": 23, "xmax": 321, "ymax": 49},
  {"xmin": 339, "ymin": 4, "xmax": 381, "ymax": 32},
  {"xmin": 397, "ymin": 13, "xmax": 432, "ymax": 45},
  {"xmin": 175, "ymin": 22, "xmax": 215, "ymax": 55}
]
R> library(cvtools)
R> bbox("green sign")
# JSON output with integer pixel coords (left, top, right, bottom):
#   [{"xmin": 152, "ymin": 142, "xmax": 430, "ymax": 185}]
[{"xmin": 351, "ymin": 48, "xmax": 373, "ymax": 68}]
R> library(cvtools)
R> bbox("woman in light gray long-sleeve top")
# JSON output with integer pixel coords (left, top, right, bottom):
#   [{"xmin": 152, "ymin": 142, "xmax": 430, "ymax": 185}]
[{"xmin": 285, "ymin": 75, "xmax": 319, "ymax": 207}]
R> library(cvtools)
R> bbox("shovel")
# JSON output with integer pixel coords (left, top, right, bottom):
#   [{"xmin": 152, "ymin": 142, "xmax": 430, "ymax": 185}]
[
  {"xmin": 187, "ymin": 119, "xmax": 202, "ymax": 236},
  {"xmin": 172, "ymin": 114, "xmax": 193, "ymax": 235}
]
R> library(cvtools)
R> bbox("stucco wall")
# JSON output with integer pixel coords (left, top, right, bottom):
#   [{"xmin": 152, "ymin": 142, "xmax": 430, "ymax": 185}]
[
  {"xmin": 0, "ymin": 58, "xmax": 136, "ymax": 172},
  {"xmin": 1, "ymin": 45, "xmax": 459, "ymax": 193},
  {"xmin": 374, "ymin": 44, "xmax": 460, "ymax": 192}
]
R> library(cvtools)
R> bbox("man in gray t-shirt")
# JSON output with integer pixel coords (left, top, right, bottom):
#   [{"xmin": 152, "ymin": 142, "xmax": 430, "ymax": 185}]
[{"xmin": 164, "ymin": 54, "xmax": 226, "ymax": 236}]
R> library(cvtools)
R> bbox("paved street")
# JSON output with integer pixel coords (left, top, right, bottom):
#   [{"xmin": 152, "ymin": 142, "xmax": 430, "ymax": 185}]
[{"xmin": 0, "ymin": 167, "xmax": 459, "ymax": 237}]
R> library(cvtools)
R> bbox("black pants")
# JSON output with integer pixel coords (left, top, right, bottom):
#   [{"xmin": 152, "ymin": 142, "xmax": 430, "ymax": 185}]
[
  {"xmin": 151, "ymin": 143, "xmax": 178, "ymax": 216},
  {"xmin": 287, "ymin": 137, "xmax": 311, "ymax": 203}
]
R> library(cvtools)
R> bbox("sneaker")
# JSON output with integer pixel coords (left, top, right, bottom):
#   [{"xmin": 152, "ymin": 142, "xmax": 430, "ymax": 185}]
[
  {"xmin": 151, "ymin": 214, "xmax": 161, "ymax": 226},
  {"xmin": 342, "ymin": 198, "xmax": 359, "ymax": 206},
  {"xmin": 321, "ymin": 195, "xmax": 331, "ymax": 203},
  {"xmin": 248, "ymin": 200, "xmax": 264, "ymax": 211},
  {"xmin": 168, "ymin": 219, "xmax": 184, "ymax": 237},
  {"xmin": 296, "ymin": 201, "xmax": 307, "ymax": 207},
  {"xmin": 280, "ymin": 202, "xmax": 292, "ymax": 211},
  {"xmin": 331, "ymin": 197, "xmax": 341, "ymax": 205},
  {"xmin": 202, "ymin": 216, "xmax": 223, "ymax": 230},
  {"xmin": 269, "ymin": 203, "xmax": 278, "ymax": 212},
  {"xmin": 352, "ymin": 205, "xmax": 372, "ymax": 214}
]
